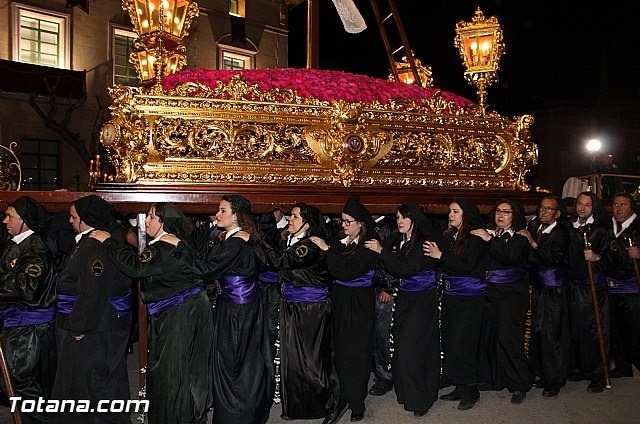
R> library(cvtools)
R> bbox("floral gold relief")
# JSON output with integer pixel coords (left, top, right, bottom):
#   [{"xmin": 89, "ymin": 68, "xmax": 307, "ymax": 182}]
[{"xmin": 101, "ymin": 69, "xmax": 537, "ymax": 191}]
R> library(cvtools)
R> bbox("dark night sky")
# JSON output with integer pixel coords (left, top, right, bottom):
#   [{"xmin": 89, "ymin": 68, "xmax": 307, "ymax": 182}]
[{"xmin": 287, "ymin": 1, "xmax": 640, "ymax": 117}]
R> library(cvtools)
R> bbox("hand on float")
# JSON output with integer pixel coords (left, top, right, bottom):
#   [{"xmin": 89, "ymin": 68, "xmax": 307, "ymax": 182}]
[
  {"xmin": 471, "ymin": 228, "xmax": 492, "ymax": 241},
  {"xmin": 90, "ymin": 230, "xmax": 111, "ymax": 243},
  {"xmin": 309, "ymin": 236, "xmax": 329, "ymax": 251},
  {"xmin": 423, "ymin": 240, "xmax": 442, "ymax": 259},
  {"xmin": 160, "ymin": 234, "xmax": 180, "ymax": 246},
  {"xmin": 364, "ymin": 239, "xmax": 382, "ymax": 254}
]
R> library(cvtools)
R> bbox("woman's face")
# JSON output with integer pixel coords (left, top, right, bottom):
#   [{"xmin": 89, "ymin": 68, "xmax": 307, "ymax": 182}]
[
  {"xmin": 288, "ymin": 207, "xmax": 309, "ymax": 235},
  {"xmin": 146, "ymin": 206, "xmax": 163, "ymax": 238},
  {"xmin": 448, "ymin": 203, "xmax": 463, "ymax": 230},
  {"xmin": 396, "ymin": 211, "xmax": 413, "ymax": 235},
  {"xmin": 494, "ymin": 202, "xmax": 514, "ymax": 230},
  {"xmin": 341, "ymin": 213, "xmax": 361, "ymax": 239},
  {"xmin": 215, "ymin": 200, "xmax": 237, "ymax": 230}
]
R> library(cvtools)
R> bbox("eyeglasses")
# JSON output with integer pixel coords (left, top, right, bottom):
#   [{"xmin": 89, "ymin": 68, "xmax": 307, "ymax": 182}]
[
  {"xmin": 339, "ymin": 218, "xmax": 357, "ymax": 226},
  {"xmin": 495, "ymin": 209, "xmax": 513, "ymax": 216},
  {"xmin": 539, "ymin": 206, "xmax": 558, "ymax": 213}
]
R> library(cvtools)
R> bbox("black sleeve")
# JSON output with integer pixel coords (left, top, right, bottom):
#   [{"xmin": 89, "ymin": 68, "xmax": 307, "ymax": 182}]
[
  {"xmin": 488, "ymin": 234, "xmax": 531, "ymax": 266},
  {"xmin": 326, "ymin": 244, "xmax": 379, "ymax": 281},
  {"xmin": 103, "ymin": 237, "xmax": 164, "ymax": 279},
  {"xmin": 440, "ymin": 235, "xmax": 486, "ymax": 275},
  {"xmin": 175, "ymin": 237, "xmax": 249, "ymax": 279}
]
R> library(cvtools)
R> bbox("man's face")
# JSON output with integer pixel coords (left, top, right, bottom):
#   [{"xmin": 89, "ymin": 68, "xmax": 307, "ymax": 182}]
[
  {"xmin": 3, "ymin": 206, "xmax": 26, "ymax": 237},
  {"xmin": 69, "ymin": 205, "xmax": 83, "ymax": 234},
  {"xmin": 575, "ymin": 194, "xmax": 593, "ymax": 220},
  {"xmin": 612, "ymin": 196, "xmax": 633, "ymax": 223},
  {"xmin": 538, "ymin": 198, "xmax": 560, "ymax": 224}
]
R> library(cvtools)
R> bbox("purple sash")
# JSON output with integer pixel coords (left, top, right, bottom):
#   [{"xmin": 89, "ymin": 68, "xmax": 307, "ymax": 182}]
[
  {"xmin": 57, "ymin": 291, "xmax": 132, "ymax": 317},
  {"xmin": 335, "ymin": 269, "xmax": 375, "ymax": 288},
  {"xmin": 398, "ymin": 270, "xmax": 437, "ymax": 292},
  {"xmin": 258, "ymin": 269, "xmax": 279, "ymax": 284},
  {"xmin": 218, "ymin": 275, "xmax": 260, "ymax": 304},
  {"xmin": 571, "ymin": 272, "xmax": 606, "ymax": 287},
  {"xmin": 443, "ymin": 274, "xmax": 486, "ymax": 296},
  {"xmin": 147, "ymin": 286, "xmax": 203, "ymax": 315},
  {"xmin": 0, "ymin": 306, "xmax": 55, "ymax": 328},
  {"xmin": 485, "ymin": 268, "xmax": 525, "ymax": 284},
  {"xmin": 281, "ymin": 282, "xmax": 328, "ymax": 303},
  {"xmin": 607, "ymin": 276, "xmax": 640, "ymax": 294},
  {"xmin": 531, "ymin": 268, "xmax": 568, "ymax": 288}
]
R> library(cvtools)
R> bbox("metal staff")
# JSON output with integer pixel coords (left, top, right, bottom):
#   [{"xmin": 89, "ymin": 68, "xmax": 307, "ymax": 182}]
[
  {"xmin": 0, "ymin": 337, "xmax": 23, "ymax": 424},
  {"xmin": 625, "ymin": 236, "xmax": 640, "ymax": 291},
  {"xmin": 583, "ymin": 230, "xmax": 611, "ymax": 389}
]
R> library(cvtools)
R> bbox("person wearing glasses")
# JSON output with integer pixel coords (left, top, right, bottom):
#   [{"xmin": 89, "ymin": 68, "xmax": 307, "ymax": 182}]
[
  {"xmin": 309, "ymin": 196, "xmax": 378, "ymax": 423},
  {"xmin": 518, "ymin": 195, "xmax": 570, "ymax": 398},
  {"xmin": 365, "ymin": 204, "xmax": 441, "ymax": 418},
  {"xmin": 471, "ymin": 199, "xmax": 531, "ymax": 404},
  {"xmin": 423, "ymin": 198, "xmax": 487, "ymax": 411}
]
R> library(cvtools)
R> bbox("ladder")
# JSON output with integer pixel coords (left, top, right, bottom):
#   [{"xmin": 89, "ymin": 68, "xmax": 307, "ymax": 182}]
[{"xmin": 368, "ymin": 0, "xmax": 421, "ymax": 86}]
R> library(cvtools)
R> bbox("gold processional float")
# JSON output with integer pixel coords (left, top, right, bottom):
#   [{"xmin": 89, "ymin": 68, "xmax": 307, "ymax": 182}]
[{"xmin": 95, "ymin": 1, "xmax": 538, "ymax": 213}]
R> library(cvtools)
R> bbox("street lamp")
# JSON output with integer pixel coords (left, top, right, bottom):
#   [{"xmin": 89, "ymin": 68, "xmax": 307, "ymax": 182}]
[
  {"xmin": 585, "ymin": 138, "xmax": 602, "ymax": 152},
  {"xmin": 389, "ymin": 55, "xmax": 433, "ymax": 88},
  {"xmin": 122, "ymin": 0, "xmax": 199, "ymax": 89},
  {"xmin": 454, "ymin": 7, "xmax": 505, "ymax": 115}
]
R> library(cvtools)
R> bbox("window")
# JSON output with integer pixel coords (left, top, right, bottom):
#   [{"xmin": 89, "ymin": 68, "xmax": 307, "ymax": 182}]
[
  {"xmin": 113, "ymin": 28, "xmax": 138, "ymax": 86},
  {"xmin": 20, "ymin": 139, "xmax": 59, "ymax": 190},
  {"xmin": 221, "ymin": 50, "xmax": 253, "ymax": 70},
  {"xmin": 229, "ymin": 0, "xmax": 246, "ymax": 17},
  {"xmin": 12, "ymin": 3, "xmax": 70, "ymax": 69}
]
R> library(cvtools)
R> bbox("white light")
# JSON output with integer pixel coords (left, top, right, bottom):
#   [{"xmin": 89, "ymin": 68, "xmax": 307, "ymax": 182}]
[{"xmin": 585, "ymin": 139, "xmax": 602, "ymax": 152}]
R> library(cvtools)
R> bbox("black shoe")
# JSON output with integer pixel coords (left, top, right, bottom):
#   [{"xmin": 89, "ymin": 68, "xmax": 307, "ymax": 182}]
[
  {"xmin": 532, "ymin": 378, "xmax": 545, "ymax": 389},
  {"xmin": 587, "ymin": 379, "xmax": 605, "ymax": 393},
  {"xmin": 439, "ymin": 385, "xmax": 465, "ymax": 401},
  {"xmin": 542, "ymin": 387, "xmax": 559, "ymax": 398},
  {"xmin": 280, "ymin": 413, "xmax": 295, "ymax": 421},
  {"xmin": 567, "ymin": 372, "xmax": 584, "ymax": 382},
  {"xmin": 511, "ymin": 391, "xmax": 526, "ymax": 404},
  {"xmin": 610, "ymin": 368, "xmax": 633, "ymax": 378},
  {"xmin": 350, "ymin": 408, "xmax": 365, "ymax": 422},
  {"xmin": 368, "ymin": 379, "xmax": 393, "ymax": 396},
  {"xmin": 457, "ymin": 391, "xmax": 480, "ymax": 410},
  {"xmin": 323, "ymin": 399, "xmax": 349, "ymax": 424},
  {"xmin": 413, "ymin": 409, "xmax": 429, "ymax": 417}
]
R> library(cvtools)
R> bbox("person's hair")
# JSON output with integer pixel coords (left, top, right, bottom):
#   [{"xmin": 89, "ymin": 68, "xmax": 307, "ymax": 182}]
[
  {"xmin": 487, "ymin": 198, "xmax": 526, "ymax": 231},
  {"xmin": 443, "ymin": 201, "xmax": 475, "ymax": 254},
  {"xmin": 222, "ymin": 195, "xmax": 260, "ymax": 239},
  {"xmin": 613, "ymin": 192, "xmax": 640, "ymax": 214},
  {"xmin": 575, "ymin": 191, "xmax": 608, "ymax": 222},
  {"xmin": 389, "ymin": 204, "xmax": 424, "ymax": 253},
  {"xmin": 338, "ymin": 220, "xmax": 368, "ymax": 253},
  {"xmin": 151, "ymin": 203, "xmax": 166, "ymax": 224}
]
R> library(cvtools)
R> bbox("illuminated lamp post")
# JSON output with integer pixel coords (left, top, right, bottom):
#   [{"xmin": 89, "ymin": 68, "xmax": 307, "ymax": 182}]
[
  {"xmin": 454, "ymin": 7, "xmax": 505, "ymax": 115},
  {"xmin": 122, "ymin": 0, "xmax": 199, "ymax": 90},
  {"xmin": 389, "ymin": 55, "xmax": 433, "ymax": 88}
]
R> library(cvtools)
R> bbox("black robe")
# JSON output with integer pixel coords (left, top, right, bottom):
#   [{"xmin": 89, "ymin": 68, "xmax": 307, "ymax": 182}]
[
  {"xmin": 104, "ymin": 238, "xmax": 213, "ymax": 424},
  {"xmin": 478, "ymin": 231, "xmax": 532, "ymax": 392},
  {"xmin": 175, "ymin": 235, "xmax": 274, "ymax": 424},
  {"xmin": 52, "ymin": 233, "xmax": 132, "ymax": 424},
  {"xmin": 0, "ymin": 233, "xmax": 56, "ymax": 424},
  {"xmin": 325, "ymin": 238, "xmax": 378, "ymax": 415},
  {"xmin": 253, "ymin": 235, "xmax": 339, "ymax": 420}
]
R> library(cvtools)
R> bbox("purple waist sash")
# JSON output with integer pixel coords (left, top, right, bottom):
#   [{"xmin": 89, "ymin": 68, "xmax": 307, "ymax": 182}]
[
  {"xmin": 607, "ymin": 276, "xmax": 640, "ymax": 294},
  {"xmin": 531, "ymin": 268, "xmax": 568, "ymax": 288},
  {"xmin": 485, "ymin": 268, "xmax": 525, "ymax": 284},
  {"xmin": 0, "ymin": 306, "xmax": 55, "ymax": 328},
  {"xmin": 147, "ymin": 286, "xmax": 203, "ymax": 315},
  {"xmin": 443, "ymin": 274, "xmax": 487, "ymax": 296},
  {"xmin": 258, "ymin": 269, "xmax": 279, "ymax": 284},
  {"xmin": 335, "ymin": 269, "xmax": 375, "ymax": 288},
  {"xmin": 57, "ymin": 291, "xmax": 132, "ymax": 317},
  {"xmin": 218, "ymin": 275, "xmax": 260, "ymax": 304},
  {"xmin": 281, "ymin": 282, "xmax": 329, "ymax": 303},
  {"xmin": 398, "ymin": 270, "xmax": 437, "ymax": 292},
  {"xmin": 571, "ymin": 272, "xmax": 607, "ymax": 287}
]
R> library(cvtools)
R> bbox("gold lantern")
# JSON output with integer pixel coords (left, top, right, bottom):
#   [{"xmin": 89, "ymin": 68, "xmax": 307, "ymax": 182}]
[
  {"xmin": 454, "ymin": 7, "xmax": 505, "ymax": 115},
  {"xmin": 122, "ymin": 0, "xmax": 199, "ymax": 88},
  {"xmin": 389, "ymin": 55, "xmax": 433, "ymax": 88}
]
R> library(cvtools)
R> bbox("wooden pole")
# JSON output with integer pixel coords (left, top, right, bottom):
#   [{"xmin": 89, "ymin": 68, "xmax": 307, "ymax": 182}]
[
  {"xmin": 626, "ymin": 236, "xmax": 640, "ymax": 291},
  {"xmin": 583, "ymin": 230, "xmax": 611, "ymax": 388},
  {"xmin": 136, "ymin": 213, "xmax": 149, "ymax": 409},
  {"xmin": 306, "ymin": 0, "xmax": 319, "ymax": 68}
]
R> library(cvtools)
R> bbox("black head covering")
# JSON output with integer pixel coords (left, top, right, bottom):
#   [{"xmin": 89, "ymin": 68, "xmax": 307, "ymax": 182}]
[
  {"xmin": 225, "ymin": 194, "xmax": 251, "ymax": 213},
  {"xmin": 294, "ymin": 202, "xmax": 328, "ymax": 239},
  {"xmin": 73, "ymin": 195, "xmax": 117, "ymax": 231},
  {"xmin": 343, "ymin": 195, "xmax": 375, "ymax": 228},
  {"xmin": 10, "ymin": 196, "xmax": 49, "ymax": 234},
  {"xmin": 452, "ymin": 197, "xmax": 484, "ymax": 230},
  {"xmin": 159, "ymin": 203, "xmax": 195, "ymax": 248}
]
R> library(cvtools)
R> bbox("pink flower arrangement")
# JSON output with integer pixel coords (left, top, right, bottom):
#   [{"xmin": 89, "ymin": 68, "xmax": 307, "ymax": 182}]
[{"xmin": 162, "ymin": 68, "xmax": 474, "ymax": 109}]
